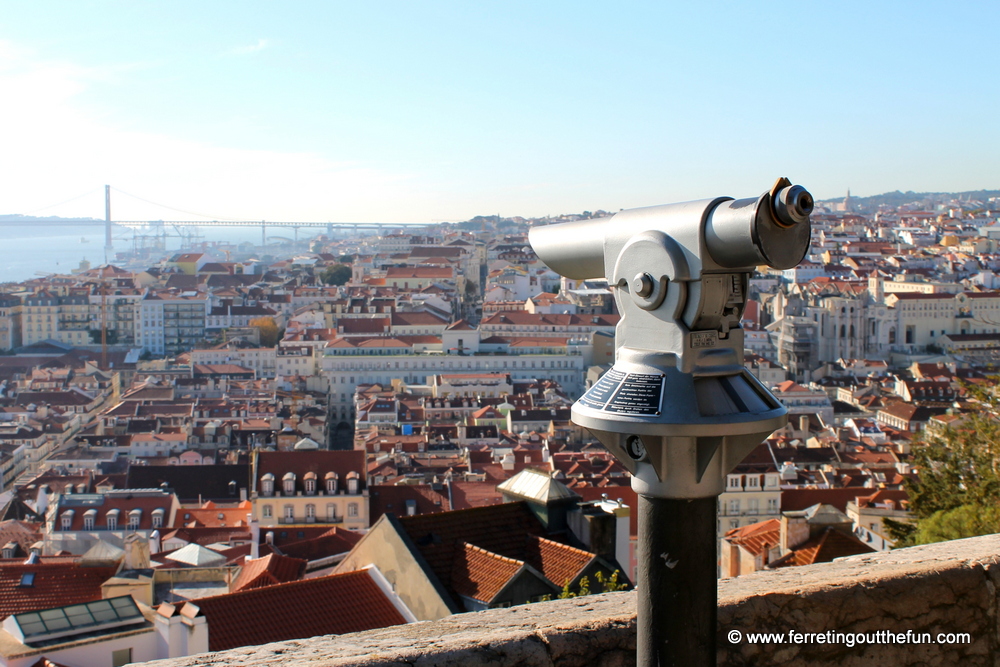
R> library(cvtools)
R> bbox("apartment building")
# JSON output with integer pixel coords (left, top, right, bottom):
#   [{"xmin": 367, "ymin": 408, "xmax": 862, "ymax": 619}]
[
  {"xmin": 136, "ymin": 291, "xmax": 209, "ymax": 357},
  {"xmin": 0, "ymin": 296, "xmax": 22, "ymax": 351},
  {"xmin": 21, "ymin": 292, "xmax": 90, "ymax": 347}
]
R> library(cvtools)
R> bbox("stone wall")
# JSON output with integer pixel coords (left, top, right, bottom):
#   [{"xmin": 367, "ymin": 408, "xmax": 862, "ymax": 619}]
[{"xmin": 143, "ymin": 534, "xmax": 1000, "ymax": 666}]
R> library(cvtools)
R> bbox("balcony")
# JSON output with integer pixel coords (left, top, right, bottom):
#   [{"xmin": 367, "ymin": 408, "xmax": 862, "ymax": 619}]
[
  {"xmin": 141, "ymin": 534, "xmax": 1000, "ymax": 667},
  {"xmin": 277, "ymin": 516, "xmax": 343, "ymax": 525}
]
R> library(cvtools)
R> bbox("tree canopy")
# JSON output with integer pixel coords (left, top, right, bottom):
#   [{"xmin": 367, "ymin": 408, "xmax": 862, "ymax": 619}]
[
  {"xmin": 320, "ymin": 264, "xmax": 352, "ymax": 286},
  {"xmin": 249, "ymin": 316, "xmax": 281, "ymax": 347},
  {"xmin": 886, "ymin": 377, "xmax": 1000, "ymax": 546}
]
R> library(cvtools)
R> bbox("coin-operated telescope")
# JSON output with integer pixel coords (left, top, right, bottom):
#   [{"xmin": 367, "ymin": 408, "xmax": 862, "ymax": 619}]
[{"xmin": 529, "ymin": 178, "xmax": 813, "ymax": 667}]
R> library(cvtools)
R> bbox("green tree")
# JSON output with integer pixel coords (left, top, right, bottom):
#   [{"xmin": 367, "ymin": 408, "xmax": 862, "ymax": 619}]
[
  {"xmin": 889, "ymin": 377, "xmax": 1000, "ymax": 547},
  {"xmin": 320, "ymin": 264, "xmax": 352, "ymax": 286}
]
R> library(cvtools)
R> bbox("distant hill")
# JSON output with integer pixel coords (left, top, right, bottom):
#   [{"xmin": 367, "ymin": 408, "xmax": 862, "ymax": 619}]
[
  {"xmin": 818, "ymin": 189, "xmax": 1000, "ymax": 212},
  {"xmin": 0, "ymin": 214, "xmax": 100, "ymax": 223}
]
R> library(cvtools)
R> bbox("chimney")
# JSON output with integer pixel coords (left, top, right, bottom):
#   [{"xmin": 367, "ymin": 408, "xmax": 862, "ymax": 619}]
[
  {"xmin": 799, "ymin": 415, "xmax": 809, "ymax": 433},
  {"xmin": 265, "ymin": 531, "xmax": 274, "ymax": 545},
  {"xmin": 249, "ymin": 514, "xmax": 260, "ymax": 560},
  {"xmin": 150, "ymin": 530, "xmax": 161, "ymax": 555},
  {"xmin": 35, "ymin": 485, "xmax": 50, "ymax": 517},
  {"xmin": 780, "ymin": 513, "xmax": 810, "ymax": 553},
  {"xmin": 123, "ymin": 534, "xmax": 151, "ymax": 570}
]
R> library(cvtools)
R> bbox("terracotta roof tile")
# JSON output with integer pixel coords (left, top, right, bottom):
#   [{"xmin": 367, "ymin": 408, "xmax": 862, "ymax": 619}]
[
  {"xmin": 0, "ymin": 561, "xmax": 118, "ymax": 617},
  {"xmin": 398, "ymin": 502, "xmax": 546, "ymax": 602},
  {"xmin": 190, "ymin": 569, "xmax": 407, "ymax": 651},
  {"xmin": 776, "ymin": 528, "xmax": 876, "ymax": 567},
  {"xmin": 450, "ymin": 542, "xmax": 523, "ymax": 603},
  {"xmin": 231, "ymin": 553, "xmax": 306, "ymax": 592},
  {"xmin": 523, "ymin": 536, "xmax": 595, "ymax": 588},
  {"xmin": 724, "ymin": 519, "xmax": 781, "ymax": 557}
]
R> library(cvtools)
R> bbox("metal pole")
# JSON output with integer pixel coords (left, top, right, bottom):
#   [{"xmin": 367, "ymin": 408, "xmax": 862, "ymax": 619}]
[{"xmin": 636, "ymin": 495, "xmax": 717, "ymax": 667}]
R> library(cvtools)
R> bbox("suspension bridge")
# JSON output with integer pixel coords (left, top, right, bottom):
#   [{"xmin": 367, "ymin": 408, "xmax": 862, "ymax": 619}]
[{"xmin": 2, "ymin": 185, "xmax": 437, "ymax": 251}]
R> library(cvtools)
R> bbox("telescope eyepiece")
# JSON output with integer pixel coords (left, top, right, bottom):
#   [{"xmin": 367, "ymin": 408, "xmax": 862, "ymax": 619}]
[{"xmin": 773, "ymin": 184, "xmax": 813, "ymax": 227}]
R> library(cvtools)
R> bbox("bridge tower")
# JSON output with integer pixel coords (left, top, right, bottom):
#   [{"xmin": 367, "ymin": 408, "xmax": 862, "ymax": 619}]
[{"xmin": 104, "ymin": 185, "xmax": 113, "ymax": 252}]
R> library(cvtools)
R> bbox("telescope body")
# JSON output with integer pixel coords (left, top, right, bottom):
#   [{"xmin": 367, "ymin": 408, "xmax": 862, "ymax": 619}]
[{"xmin": 528, "ymin": 181, "xmax": 813, "ymax": 498}]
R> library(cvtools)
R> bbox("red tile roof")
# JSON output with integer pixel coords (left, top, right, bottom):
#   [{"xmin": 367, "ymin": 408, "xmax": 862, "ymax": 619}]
[
  {"xmin": 369, "ymin": 484, "xmax": 450, "ymax": 523},
  {"xmin": 0, "ymin": 561, "xmax": 118, "ymax": 617},
  {"xmin": 774, "ymin": 528, "xmax": 876, "ymax": 567},
  {"xmin": 523, "ymin": 536, "xmax": 595, "ymax": 588},
  {"xmin": 189, "ymin": 569, "xmax": 407, "ymax": 651},
  {"xmin": 398, "ymin": 502, "xmax": 546, "ymax": 599},
  {"xmin": 450, "ymin": 542, "xmax": 523, "ymax": 603},
  {"xmin": 231, "ymin": 553, "xmax": 306, "ymax": 592},
  {"xmin": 256, "ymin": 450, "xmax": 367, "ymax": 495},
  {"xmin": 724, "ymin": 519, "xmax": 781, "ymax": 557}
]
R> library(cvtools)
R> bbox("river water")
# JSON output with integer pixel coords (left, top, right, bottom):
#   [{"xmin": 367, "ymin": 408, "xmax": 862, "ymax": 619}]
[{"xmin": 0, "ymin": 224, "xmax": 323, "ymax": 284}]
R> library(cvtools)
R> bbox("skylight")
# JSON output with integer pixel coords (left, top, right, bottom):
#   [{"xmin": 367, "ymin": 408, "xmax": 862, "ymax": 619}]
[{"xmin": 8, "ymin": 596, "xmax": 144, "ymax": 644}]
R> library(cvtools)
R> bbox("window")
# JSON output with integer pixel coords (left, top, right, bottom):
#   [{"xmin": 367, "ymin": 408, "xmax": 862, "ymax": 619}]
[
  {"xmin": 767, "ymin": 498, "xmax": 779, "ymax": 513},
  {"xmin": 263, "ymin": 504, "xmax": 273, "ymax": 518},
  {"xmin": 305, "ymin": 477, "xmax": 316, "ymax": 495},
  {"xmin": 107, "ymin": 516, "xmax": 117, "ymax": 531},
  {"xmin": 326, "ymin": 503, "xmax": 337, "ymax": 521},
  {"xmin": 61, "ymin": 511, "xmax": 73, "ymax": 530},
  {"xmin": 284, "ymin": 505, "xmax": 294, "ymax": 520},
  {"xmin": 306, "ymin": 504, "xmax": 316, "ymax": 519},
  {"xmin": 19, "ymin": 573, "xmax": 34, "ymax": 587},
  {"xmin": 325, "ymin": 473, "xmax": 338, "ymax": 495},
  {"xmin": 347, "ymin": 476, "xmax": 359, "ymax": 495},
  {"xmin": 283, "ymin": 473, "xmax": 296, "ymax": 496},
  {"xmin": 261, "ymin": 474, "xmax": 274, "ymax": 496},
  {"xmin": 348, "ymin": 503, "xmax": 358, "ymax": 518},
  {"xmin": 728, "ymin": 500, "xmax": 740, "ymax": 514}
]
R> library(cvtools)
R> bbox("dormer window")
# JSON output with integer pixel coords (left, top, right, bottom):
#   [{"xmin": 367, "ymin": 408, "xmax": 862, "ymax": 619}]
[
  {"xmin": 282, "ymin": 473, "xmax": 296, "ymax": 496},
  {"xmin": 304, "ymin": 472, "xmax": 317, "ymax": 496},
  {"xmin": 83, "ymin": 509, "xmax": 97, "ymax": 531},
  {"xmin": 261, "ymin": 473, "xmax": 275, "ymax": 497},
  {"xmin": 128, "ymin": 509, "xmax": 142, "ymax": 531},
  {"xmin": 346, "ymin": 471, "xmax": 359, "ymax": 495},
  {"xmin": 151, "ymin": 508, "xmax": 164, "ymax": 529},
  {"xmin": 60, "ymin": 510, "xmax": 74, "ymax": 531},
  {"xmin": 106, "ymin": 509, "xmax": 120, "ymax": 531},
  {"xmin": 325, "ymin": 472, "xmax": 338, "ymax": 495}
]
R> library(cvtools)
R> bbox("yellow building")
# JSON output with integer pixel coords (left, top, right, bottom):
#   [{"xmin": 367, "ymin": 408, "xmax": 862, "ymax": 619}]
[{"xmin": 251, "ymin": 448, "xmax": 369, "ymax": 531}]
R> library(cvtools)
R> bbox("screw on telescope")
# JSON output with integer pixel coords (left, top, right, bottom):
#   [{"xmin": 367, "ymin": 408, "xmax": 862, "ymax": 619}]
[{"xmin": 632, "ymin": 273, "xmax": 654, "ymax": 298}]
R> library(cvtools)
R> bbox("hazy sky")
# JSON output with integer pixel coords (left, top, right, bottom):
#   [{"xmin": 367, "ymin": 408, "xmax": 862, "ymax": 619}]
[{"xmin": 1, "ymin": 2, "xmax": 997, "ymax": 223}]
